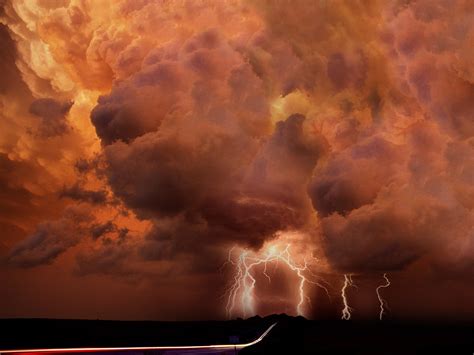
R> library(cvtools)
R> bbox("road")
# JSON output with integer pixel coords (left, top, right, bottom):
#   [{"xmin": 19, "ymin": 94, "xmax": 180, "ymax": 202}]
[{"xmin": 0, "ymin": 323, "xmax": 277, "ymax": 355}]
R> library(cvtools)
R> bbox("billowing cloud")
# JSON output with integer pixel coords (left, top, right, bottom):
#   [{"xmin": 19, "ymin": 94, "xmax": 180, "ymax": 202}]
[{"xmin": 309, "ymin": 136, "xmax": 406, "ymax": 218}]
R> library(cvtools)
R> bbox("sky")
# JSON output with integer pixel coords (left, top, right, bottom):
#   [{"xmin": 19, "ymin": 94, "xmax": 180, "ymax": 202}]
[{"xmin": 0, "ymin": 0, "xmax": 473, "ymax": 321}]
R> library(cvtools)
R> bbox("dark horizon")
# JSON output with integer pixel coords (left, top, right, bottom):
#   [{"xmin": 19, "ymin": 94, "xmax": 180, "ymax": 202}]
[{"xmin": 1, "ymin": 315, "xmax": 473, "ymax": 354}]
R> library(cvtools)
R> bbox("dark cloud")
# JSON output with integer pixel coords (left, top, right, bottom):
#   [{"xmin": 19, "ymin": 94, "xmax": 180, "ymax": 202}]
[
  {"xmin": 7, "ymin": 205, "xmax": 94, "ymax": 267},
  {"xmin": 29, "ymin": 98, "xmax": 73, "ymax": 137},
  {"xmin": 90, "ymin": 37, "xmax": 268, "ymax": 243},
  {"xmin": 90, "ymin": 221, "xmax": 116, "ymax": 239},
  {"xmin": 309, "ymin": 136, "xmax": 405, "ymax": 218},
  {"xmin": 60, "ymin": 184, "xmax": 108, "ymax": 205},
  {"xmin": 74, "ymin": 158, "xmax": 98, "ymax": 174},
  {"xmin": 321, "ymin": 185, "xmax": 473, "ymax": 273},
  {"xmin": 310, "ymin": 120, "xmax": 474, "ymax": 273}
]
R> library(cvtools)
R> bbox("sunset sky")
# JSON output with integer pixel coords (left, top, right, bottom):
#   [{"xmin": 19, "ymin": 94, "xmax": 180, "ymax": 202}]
[{"xmin": 1, "ymin": 0, "xmax": 473, "ymax": 321}]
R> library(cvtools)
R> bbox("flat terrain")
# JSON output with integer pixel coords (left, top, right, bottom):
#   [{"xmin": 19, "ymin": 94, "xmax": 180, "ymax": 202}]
[{"xmin": 1, "ymin": 315, "xmax": 473, "ymax": 354}]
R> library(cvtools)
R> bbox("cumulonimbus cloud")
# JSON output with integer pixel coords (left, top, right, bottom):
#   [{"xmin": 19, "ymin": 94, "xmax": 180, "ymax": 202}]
[{"xmin": 2, "ymin": 0, "xmax": 474, "ymax": 283}]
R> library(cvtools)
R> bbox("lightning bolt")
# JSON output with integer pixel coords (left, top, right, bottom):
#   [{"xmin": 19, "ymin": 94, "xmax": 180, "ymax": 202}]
[
  {"xmin": 224, "ymin": 244, "xmax": 329, "ymax": 319},
  {"xmin": 375, "ymin": 273, "xmax": 391, "ymax": 320},
  {"xmin": 340, "ymin": 274, "xmax": 355, "ymax": 320}
]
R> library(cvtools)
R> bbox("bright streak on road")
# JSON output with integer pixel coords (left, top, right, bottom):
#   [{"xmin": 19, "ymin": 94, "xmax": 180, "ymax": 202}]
[{"xmin": 0, "ymin": 323, "xmax": 277, "ymax": 354}]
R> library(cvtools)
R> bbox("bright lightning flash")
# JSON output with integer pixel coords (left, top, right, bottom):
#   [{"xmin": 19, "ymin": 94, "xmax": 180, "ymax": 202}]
[
  {"xmin": 375, "ymin": 273, "xmax": 391, "ymax": 320},
  {"xmin": 341, "ymin": 274, "xmax": 355, "ymax": 320},
  {"xmin": 224, "ymin": 244, "xmax": 329, "ymax": 319}
]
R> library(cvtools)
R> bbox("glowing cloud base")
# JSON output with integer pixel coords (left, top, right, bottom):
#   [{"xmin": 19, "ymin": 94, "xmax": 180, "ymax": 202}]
[
  {"xmin": 224, "ymin": 244, "xmax": 392, "ymax": 320},
  {"xmin": 224, "ymin": 243, "xmax": 329, "ymax": 319}
]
